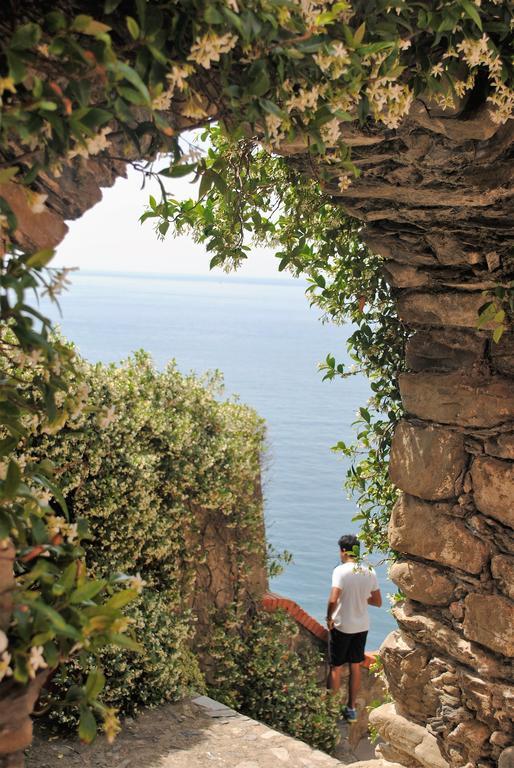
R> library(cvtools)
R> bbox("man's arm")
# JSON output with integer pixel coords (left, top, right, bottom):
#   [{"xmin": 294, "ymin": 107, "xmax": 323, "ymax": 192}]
[
  {"xmin": 326, "ymin": 586, "xmax": 341, "ymax": 629},
  {"xmin": 368, "ymin": 589, "xmax": 382, "ymax": 607}
]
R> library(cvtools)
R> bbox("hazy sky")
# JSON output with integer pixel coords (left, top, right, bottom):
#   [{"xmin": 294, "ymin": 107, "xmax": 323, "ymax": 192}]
[{"xmin": 54, "ymin": 164, "xmax": 288, "ymax": 279}]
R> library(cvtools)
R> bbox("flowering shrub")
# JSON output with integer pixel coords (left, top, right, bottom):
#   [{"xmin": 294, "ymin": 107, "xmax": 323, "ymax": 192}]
[{"xmin": 18, "ymin": 347, "xmax": 266, "ymax": 719}]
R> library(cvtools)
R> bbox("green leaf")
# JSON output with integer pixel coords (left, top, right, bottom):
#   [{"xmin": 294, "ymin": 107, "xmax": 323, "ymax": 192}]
[
  {"xmin": 492, "ymin": 325, "xmax": 504, "ymax": 343},
  {"xmin": 126, "ymin": 16, "xmax": 140, "ymax": 39},
  {"xmin": 85, "ymin": 668, "xmax": 106, "ymax": 701},
  {"xmin": 104, "ymin": 0, "xmax": 123, "ymax": 12},
  {"xmin": 72, "ymin": 15, "xmax": 112, "ymax": 36},
  {"xmin": 10, "ymin": 23, "xmax": 41, "ymax": 50},
  {"xmin": 198, "ymin": 169, "xmax": 215, "ymax": 200},
  {"xmin": 104, "ymin": 588, "xmax": 138, "ymax": 610},
  {"xmin": 70, "ymin": 579, "xmax": 107, "ymax": 604},
  {"xmin": 114, "ymin": 63, "xmax": 150, "ymax": 104},
  {"xmin": 109, "ymin": 633, "xmax": 143, "ymax": 652},
  {"xmin": 24, "ymin": 249, "xmax": 55, "ymax": 269},
  {"xmin": 0, "ymin": 167, "xmax": 19, "ymax": 184},
  {"xmin": 79, "ymin": 706, "xmax": 97, "ymax": 744},
  {"xmin": 4, "ymin": 460, "xmax": 21, "ymax": 498},
  {"xmin": 459, "ymin": 0, "xmax": 483, "ymax": 30},
  {"xmin": 159, "ymin": 163, "xmax": 197, "ymax": 178}
]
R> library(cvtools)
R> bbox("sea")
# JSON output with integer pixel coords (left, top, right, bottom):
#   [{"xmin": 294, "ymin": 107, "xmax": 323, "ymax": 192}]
[{"xmin": 42, "ymin": 271, "xmax": 396, "ymax": 649}]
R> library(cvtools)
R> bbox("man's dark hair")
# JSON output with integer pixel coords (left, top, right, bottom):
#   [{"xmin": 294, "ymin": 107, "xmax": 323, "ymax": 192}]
[{"xmin": 338, "ymin": 534, "xmax": 359, "ymax": 554}]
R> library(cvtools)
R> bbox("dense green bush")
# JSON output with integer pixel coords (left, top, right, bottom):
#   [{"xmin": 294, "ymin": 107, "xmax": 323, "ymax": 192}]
[
  {"xmin": 22, "ymin": 348, "xmax": 265, "ymax": 717},
  {"xmin": 204, "ymin": 606, "xmax": 341, "ymax": 753}
]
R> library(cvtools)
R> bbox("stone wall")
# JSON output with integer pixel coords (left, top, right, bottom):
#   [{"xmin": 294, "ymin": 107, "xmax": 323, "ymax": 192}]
[{"xmin": 319, "ymin": 109, "xmax": 513, "ymax": 767}]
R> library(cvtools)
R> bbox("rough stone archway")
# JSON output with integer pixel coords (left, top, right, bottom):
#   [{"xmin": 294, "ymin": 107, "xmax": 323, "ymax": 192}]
[{"xmin": 1, "ymin": 99, "xmax": 513, "ymax": 768}]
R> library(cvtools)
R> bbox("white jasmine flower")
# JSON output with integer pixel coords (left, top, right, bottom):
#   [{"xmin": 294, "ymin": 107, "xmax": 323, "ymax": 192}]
[
  {"xmin": 166, "ymin": 64, "xmax": 193, "ymax": 92},
  {"xmin": 0, "ymin": 630, "xmax": 8, "ymax": 654},
  {"xmin": 431, "ymin": 62, "xmax": 444, "ymax": 77},
  {"xmin": 0, "ymin": 651, "xmax": 13, "ymax": 682},
  {"xmin": 129, "ymin": 573, "xmax": 147, "ymax": 593},
  {"xmin": 338, "ymin": 174, "xmax": 352, "ymax": 192},
  {"xmin": 26, "ymin": 191, "xmax": 48, "ymax": 214},
  {"xmin": 65, "ymin": 523, "xmax": 79, "ymax": 544},
  {"xmin": 69, "ymin": 127, "xmax": 112, "ymax": 159},
  {"xmin": 188, "ymin": 32, "xmax": 238, "ymax": 69},
  {"xmin": 97, "ymin": 405, "xmax": 116, "ymax": 429},
  {"xmin": 321, "ymin": 118, "xmax": 341, "ymax": 146},
  {"xmin": 181, "ymin": 93, "xmax": 208, "ymax": 120},
  {"xmin": 28, "ymin": 646, "xmax": 48, "ymax": 678}
]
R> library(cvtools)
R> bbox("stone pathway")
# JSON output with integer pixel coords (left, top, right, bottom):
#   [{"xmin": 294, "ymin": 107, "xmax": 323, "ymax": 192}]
[{"xmin": 27, "ymin": 696, "xmax": 377, "ymax": 768}]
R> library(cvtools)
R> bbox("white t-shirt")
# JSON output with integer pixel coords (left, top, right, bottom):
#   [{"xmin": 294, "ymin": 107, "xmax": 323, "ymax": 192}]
[{"xmin": 330, "ymin": 561, "xmax": 379, "ymax": 634}]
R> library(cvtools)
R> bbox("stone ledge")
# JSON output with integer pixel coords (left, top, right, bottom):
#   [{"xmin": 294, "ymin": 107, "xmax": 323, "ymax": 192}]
[{"xmin": 27, "ymin": 696, "xmax": 349, "ymax": 768}]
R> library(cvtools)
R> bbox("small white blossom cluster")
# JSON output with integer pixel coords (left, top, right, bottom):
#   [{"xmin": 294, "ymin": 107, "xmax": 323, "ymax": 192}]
[
  {"xmin": 0, "ymin": 650, "xmax": 12, "ymax": 682},
  {"xmin": 97, "ymin": 405, "xmax": 116, "ymax": 428},
  {"xmin": 68, "ymin": 127, "xmax": 112, "ymax": 160},
  {"xmin": 28, "ymin": 645, "xmax": 48, "ymax": 678},
  {"xmin": 42, "ymin": 267, "xmax": 73, "ymax": 301},
  {"xmin": 188, "ymin": 31, "xmax": 238, "ymax": 69},
  {"xmin": 366, "ymin": 78, "xmax": 413, "ymax": 129},
  {"xmin": 47, "ymin": 514, "xmax": 79, "ymax": 543},
  {"xmin": 314, "ymin": 42, "xmax": 351, "ymax": 80},
  {"xmin": 26, "ymin": 190, "xmax": 48, "ymax": 214},
  {"xmin": 456, "ymin": 34, "xmax": 513, "ymax": 124}
]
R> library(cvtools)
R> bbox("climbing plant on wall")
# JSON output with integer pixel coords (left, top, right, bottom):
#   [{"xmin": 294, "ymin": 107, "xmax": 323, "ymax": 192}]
[
  {"xmin": 0, "ymin": 0, "xmax": 513, "ymax": 748},
  {"xmin": 142, "ymin": 127, "xmax": 406, "ymax": 553}
]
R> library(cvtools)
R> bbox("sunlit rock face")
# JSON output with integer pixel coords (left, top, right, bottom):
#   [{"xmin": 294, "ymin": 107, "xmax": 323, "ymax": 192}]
[{"xmin": 327, "ymin": 105, "xmax": 513, "ymax": 768}]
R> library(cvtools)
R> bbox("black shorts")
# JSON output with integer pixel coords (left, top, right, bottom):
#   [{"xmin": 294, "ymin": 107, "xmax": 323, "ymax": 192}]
[{"xmin": 328, "ymin": 628, "xmax": 367, "ymax": 666}]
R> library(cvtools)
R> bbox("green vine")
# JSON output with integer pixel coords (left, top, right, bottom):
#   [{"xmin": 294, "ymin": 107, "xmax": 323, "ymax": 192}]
[{"xmin": 143, "ymin": 127, "xmax": 406, "ymax": 553}]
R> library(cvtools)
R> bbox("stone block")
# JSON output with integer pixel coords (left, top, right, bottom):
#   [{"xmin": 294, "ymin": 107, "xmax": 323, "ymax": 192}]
[
  {"xmin": 491, "ymin": 333, "xmax": 514, "ymax": 377},
  {"xmin": 405, "ymin": 330, "xmax": 485, "ymax": 372},
  {"xmin": 470, "ymin": 456, "xmax": 514, "ymax": 529},
  {"xmin": 463, "ymin": 594, "xmax": 514, "ymax": 657},
  {"xmin": 380, "ymin": 631, "xmax": 439, "ymax": 722},
  {"xmin": 491, "ymin": 555, "xmax": 514, "ymax": 600},
  {"xmin": 389, "ymin": 494, "xmax": 489, "ymax": 574},
  {"xmin": 383, "ymin": 261, "xmax": 432, "ymax": 289},
  {"xmin": 499, "ymin": 747, "xmax": 514, "ymax": 768},
  {"xmin": 393, "ymin": 602, "xmax": 510, "ymax": 680},
  {"xmin": 389, "ymin": 421, "xmax": 466, "ymax": 500},
  {"xmin": 399, "ymin": 372, "xmax": 514, "ymax": 428},
  {"xmin": 485, "ymin": 433, "xmax": 514, "ymax": 461},
  {"xmin": 0, "ymin": 181, "xmax": 68, "ymax": 252},
  {"xmin": 397, "ymin": 292, "xmax": 490, "ymax": 329},
  {"xmin": 447, "ymin": 721, "xmax": 490, "ymax": 764},
  {"xmin": 389, "ymin": 561, "xmax": 454, "ymax": 606},
  {"xmin": 369, "ymin": 703, "xmax": 448, "ymax": 768}
]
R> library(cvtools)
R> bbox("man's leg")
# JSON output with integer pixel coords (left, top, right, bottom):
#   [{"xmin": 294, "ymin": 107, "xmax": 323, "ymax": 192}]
[
  {"xmin": 327, "ymin": 664, "xmax": 343, "ymax": 692},
  {"xmin": 348, "ymin": 662, "xmax": 361, "ymax": 708}
]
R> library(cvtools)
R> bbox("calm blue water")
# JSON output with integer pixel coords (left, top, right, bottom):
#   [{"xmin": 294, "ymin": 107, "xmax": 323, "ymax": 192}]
[{"xmin": 43, "ymin": 271, "xmax": 395, "ymax": 648}]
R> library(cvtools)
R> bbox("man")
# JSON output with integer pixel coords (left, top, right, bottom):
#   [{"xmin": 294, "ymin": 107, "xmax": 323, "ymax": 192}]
[{"xmin": 326, "ymin": 533, "xmax": 382, "ymax": 722}]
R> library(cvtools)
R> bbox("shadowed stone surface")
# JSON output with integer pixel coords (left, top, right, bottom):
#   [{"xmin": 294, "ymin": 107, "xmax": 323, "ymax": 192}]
[
  {"xmin": 463, "ymin": 594, "xmax": 514, "ymax": 657},
  {"xmin": 491, "ymin": 555, "xmax": 514, "ymax": 600}
]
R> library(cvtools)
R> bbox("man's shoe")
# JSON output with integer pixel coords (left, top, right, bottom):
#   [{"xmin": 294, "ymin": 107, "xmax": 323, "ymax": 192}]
[{"xmin": 343, "ymin": 706, "xmax": 358, "ymax": 723}]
